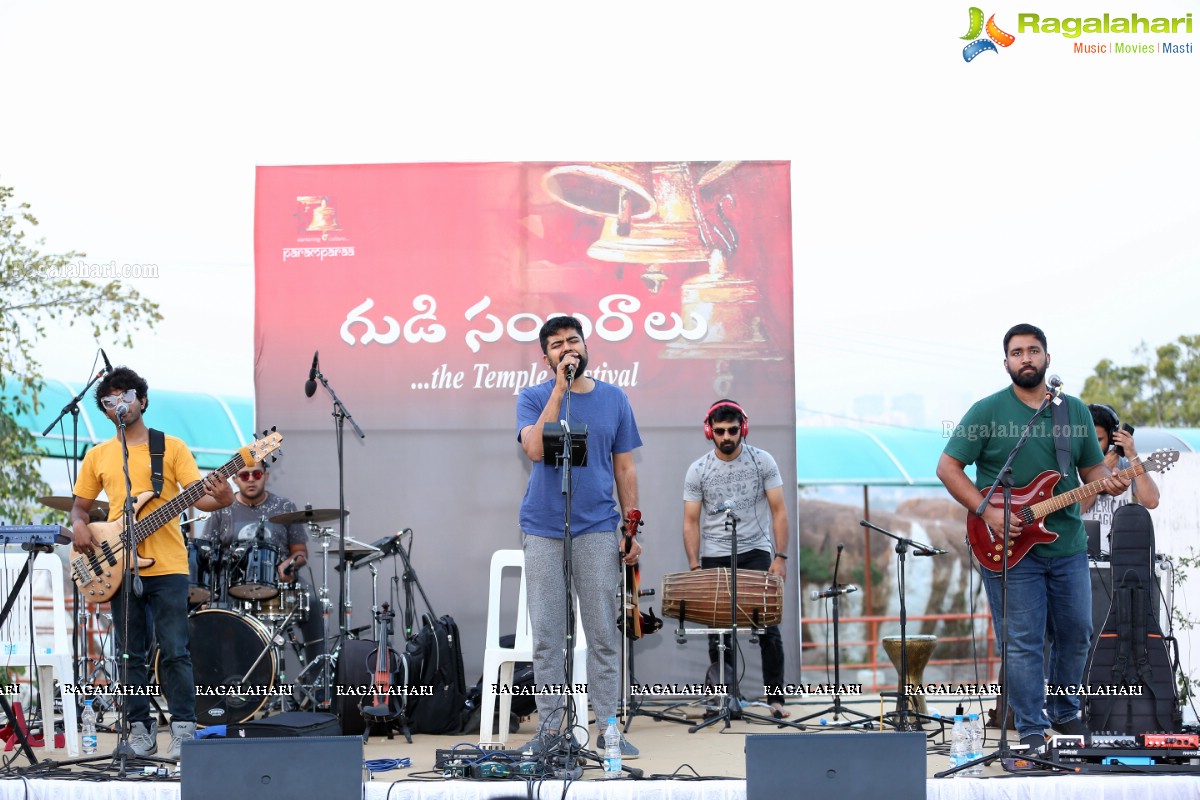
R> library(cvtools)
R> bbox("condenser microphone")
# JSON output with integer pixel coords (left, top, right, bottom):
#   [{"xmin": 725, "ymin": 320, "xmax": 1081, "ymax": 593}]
[{"xmin": 304, "ymin": 351, "xmax": 319, "ymax": 398}]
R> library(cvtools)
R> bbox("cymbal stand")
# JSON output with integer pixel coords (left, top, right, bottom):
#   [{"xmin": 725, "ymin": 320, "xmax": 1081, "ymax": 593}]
[{"xmin": 294, "ymin": 523, "xmax": 339, "ymax": 711}]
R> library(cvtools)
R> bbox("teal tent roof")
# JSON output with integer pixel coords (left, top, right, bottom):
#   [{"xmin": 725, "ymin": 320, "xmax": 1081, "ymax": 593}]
[
  {"xmin": 796, "ymin": 425, "xmax": 1198, "ymax": 487},
  {"xmin": 15, "ymin": 379, "xmax": 254, "ymax": 470}
]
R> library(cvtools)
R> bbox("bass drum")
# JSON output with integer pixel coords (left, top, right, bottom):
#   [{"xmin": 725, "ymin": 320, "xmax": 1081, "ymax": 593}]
[{"xmin": 157, "ymin": 609, "xmax": 277, "ymax": 726}]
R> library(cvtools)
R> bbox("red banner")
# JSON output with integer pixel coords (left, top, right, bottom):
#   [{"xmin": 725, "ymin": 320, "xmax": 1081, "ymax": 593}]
[{"xmin": 254, "ymin": 161, "xmax": 794, "ymax": 432}]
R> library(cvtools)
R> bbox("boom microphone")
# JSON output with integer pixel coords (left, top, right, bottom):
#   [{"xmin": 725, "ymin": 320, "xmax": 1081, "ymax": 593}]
[
  {"xmin": 304, "ymin": 351, "xmax": 319, "ymax": 398},
  {"xmin": 101, "ymin": 349, "xmax": 113, "ymax": 374},
  {"xmin": 1046, "ymin": 374, "xmax": 1063, "ymax": 401},
  {"xmin": 810, "ymin": 584, "xmax": 858, "ymax": 600},
  {"xmin": 115, "ymin": 402, "xmax": 129, "ymax": 419},
  {"xmin": 710, "ymin": 499, "xmax": 735, "ymax": 515}
]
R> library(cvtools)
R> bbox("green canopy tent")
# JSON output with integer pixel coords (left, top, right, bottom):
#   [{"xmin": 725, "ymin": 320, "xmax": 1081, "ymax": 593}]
[{"xmin": 14, "ymin": 379, "xmax": 254, "ymax": 470}]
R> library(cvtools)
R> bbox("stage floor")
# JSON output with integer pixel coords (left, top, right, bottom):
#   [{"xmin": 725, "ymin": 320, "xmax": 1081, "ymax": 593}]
[{"xmin": 3, "ymin": 697, "xmax": 1199, "ymax": 799}]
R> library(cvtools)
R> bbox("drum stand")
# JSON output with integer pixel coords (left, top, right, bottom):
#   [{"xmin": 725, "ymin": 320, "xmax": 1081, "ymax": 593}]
[{"xmin": 689, "ymin": 509, "xmax": 805, "ymax": 733}]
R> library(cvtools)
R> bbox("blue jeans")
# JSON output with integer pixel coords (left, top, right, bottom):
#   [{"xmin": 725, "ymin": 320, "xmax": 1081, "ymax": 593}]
[
  {"xmin": 111, "ymin": 573, "xmax": 196, "ymax": 725},
  {"xmin": 980, "ymin": 551, "xmax": 1091, "ymax": 738}
]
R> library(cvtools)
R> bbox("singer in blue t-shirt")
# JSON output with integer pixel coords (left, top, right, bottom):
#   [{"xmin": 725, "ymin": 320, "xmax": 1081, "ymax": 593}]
[{"xmin": 516, "ymin": 315, "xmax": 642, "ymax": 759}]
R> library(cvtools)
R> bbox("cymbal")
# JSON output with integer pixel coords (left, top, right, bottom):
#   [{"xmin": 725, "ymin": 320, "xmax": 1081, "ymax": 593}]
[
  {"xmin": 39, "ymin": 496, "xmax": 108, "ymax": 521},
  {"xmin": 269, "ymin": 508, "xmax": 348, "ymax": 525},
  {"xmin": 319, "ymin": 535, "xmax": 380, "ymax": 555}
]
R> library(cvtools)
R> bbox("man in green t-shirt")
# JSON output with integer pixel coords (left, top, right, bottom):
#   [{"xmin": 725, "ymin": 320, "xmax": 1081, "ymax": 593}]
[{"xmin": 937, "ymin": 323, "xmax": 1128, "ymax": 754}]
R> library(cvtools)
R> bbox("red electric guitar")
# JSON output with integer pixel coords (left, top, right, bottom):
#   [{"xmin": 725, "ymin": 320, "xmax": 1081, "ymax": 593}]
[{"xmin": 968, "ymin": 448, "xmax": 1179, "ymax": 571}]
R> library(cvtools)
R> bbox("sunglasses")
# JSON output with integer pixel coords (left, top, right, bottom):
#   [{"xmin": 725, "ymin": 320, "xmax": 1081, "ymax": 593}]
[
  {"xmin": 100, "ymin": 389, "xmax": 139, "ymax": 410},
  {"xmin": 711, "ymin": 426, "xmax": 741, "ymax": 437},
  {"xmin": 236, "ymin": 470, "xmax": 265, "ymax": 481}
]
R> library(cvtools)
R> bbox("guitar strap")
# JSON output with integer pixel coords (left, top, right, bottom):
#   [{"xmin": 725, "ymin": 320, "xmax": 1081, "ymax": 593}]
[
  {"xmin": 1050, "ymin": 396, "xmax": 1072, "ymax": 478},
  {"xmin": 149, "ymin": 428, "xmax": 166, "ymax": 498}
]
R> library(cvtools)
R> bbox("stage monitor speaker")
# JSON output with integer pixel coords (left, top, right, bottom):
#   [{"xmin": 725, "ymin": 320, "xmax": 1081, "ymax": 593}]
[
  {"xmin": 181, "ymin": 735, "xmax": 362, "ymax": 800},
  {"xmin": 746, "ymin": 731, "xmax": 926, "ymax": 800}
]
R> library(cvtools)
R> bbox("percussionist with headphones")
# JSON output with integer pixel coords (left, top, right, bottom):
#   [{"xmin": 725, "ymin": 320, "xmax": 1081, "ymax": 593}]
[
  {"xmin": 1080, "ymin": 403, "xmax": 1160, "ymax": 553},
  {"xmin": 682, "ymin": 399, "xmax": 791, "ymax": 718}
]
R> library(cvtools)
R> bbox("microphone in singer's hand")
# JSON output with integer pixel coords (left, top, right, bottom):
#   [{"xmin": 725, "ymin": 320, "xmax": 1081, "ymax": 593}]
[
  {"xmin": 565, "ymin": 362, "xmax": 576, "ymax": 381},
  {"xmin": 304, "ymin": 351, "xmax": 319, "ymax": 398}
]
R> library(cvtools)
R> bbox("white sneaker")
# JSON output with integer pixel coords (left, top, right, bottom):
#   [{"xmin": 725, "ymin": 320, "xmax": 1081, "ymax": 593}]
[
  {"xmin": 129, "ymin": 721, "xmax": 158, "ymax": 757},
  {"xmin": 167, "ymin": 721, "xmax": 196, "ymax": 759}
]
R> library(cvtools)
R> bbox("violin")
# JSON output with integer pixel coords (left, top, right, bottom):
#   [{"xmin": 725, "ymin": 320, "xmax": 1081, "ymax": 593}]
[
  {"xmin": 621, "ymin": 509, "xmax": 662, "ymax": 639},
  {"xmin": 361, "ymin": 602, "xmax": 403, "ymax": 722}
]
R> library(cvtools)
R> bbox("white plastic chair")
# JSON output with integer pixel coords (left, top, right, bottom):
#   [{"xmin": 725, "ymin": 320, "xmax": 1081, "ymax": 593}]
[
  {"xmin": 0, "ymin": 552, "xmax": 79, "ymax": 756},
  {"xmin": 478, "ymin": 549, "xmax": 589, "ymax": 746}
]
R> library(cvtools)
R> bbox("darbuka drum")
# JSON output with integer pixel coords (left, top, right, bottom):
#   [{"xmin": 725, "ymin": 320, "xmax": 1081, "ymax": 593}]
[
  {"xmin": 662, "ymin": 568, "xmax": 783, "ymax": 628},
  {"xmin": 881, "ymin": 634, "xmax": 937, "ymax": 715},
  {"xmin": 252, "ymin": 582, "xmax": 310, "ymax": 622},
  {"xmin": 228, "ymin": 543, "xmax": 281, "ymax": 600},
  {"xmin": 157, "ymin": 609, "xmax": 276, "ymax": 725}
]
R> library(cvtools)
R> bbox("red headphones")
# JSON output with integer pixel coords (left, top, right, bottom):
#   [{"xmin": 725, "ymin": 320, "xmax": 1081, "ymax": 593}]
[{"xmin": 704, "ymin": 401, "xmax": 749, "ymax": 440}]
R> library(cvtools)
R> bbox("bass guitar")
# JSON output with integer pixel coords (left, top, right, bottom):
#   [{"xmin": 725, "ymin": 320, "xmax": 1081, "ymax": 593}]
[
  {"xmin": 70, "ymin": 430, "xmax": 283, "ymax": 603},
  {"xmin": 968, "ymin": 448, "xmax": 1179, "ymax": 571}
]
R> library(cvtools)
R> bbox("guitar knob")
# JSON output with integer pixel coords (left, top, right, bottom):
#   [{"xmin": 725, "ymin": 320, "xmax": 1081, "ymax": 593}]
[{"xmin": 992, "ymin": 554, "xmax": 1000, "ymax": 562}]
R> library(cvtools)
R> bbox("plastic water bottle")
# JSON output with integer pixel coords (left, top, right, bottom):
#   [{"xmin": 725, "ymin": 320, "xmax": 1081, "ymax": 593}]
[
  {"xmin": 603, "ymin": 717, "xmax": 622, "ymax": 778},
  {"xmin": 949, "ymin": 714, "xmax": 967, "ymax": 775},
  {"xmin": 965, "ymin": 712, "xmax": 983, "ymax": 775},
  {"xmin": 81, "ymin": 699, "xmax": 98, "ymax": 754}
]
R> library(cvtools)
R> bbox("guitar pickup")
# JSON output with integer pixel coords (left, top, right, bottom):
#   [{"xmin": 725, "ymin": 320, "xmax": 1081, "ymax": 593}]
[{"xmin": 99, "ymin": 540, "xmax": 119, "ymax": 567}]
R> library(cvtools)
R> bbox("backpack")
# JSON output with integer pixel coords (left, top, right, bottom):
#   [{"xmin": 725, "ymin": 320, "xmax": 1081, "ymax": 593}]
[{"xmin": 406, "ymin": 614, "xmax": 469, "ymax": 734}]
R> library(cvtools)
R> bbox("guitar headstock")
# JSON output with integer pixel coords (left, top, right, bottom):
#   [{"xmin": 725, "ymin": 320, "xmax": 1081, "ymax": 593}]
[
  {"xmin": 243, "ymin": 428, "xmax": 284, "ymax": 466},
  {"xmin": 1144, "ymin": 449, "xmax": 1181, "ymax": 474}
]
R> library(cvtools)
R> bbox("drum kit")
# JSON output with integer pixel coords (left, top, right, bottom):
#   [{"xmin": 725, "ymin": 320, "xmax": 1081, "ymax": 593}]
[{"xmin": 47, "ymin": 495, "xmax": 385, "ymax": 727}]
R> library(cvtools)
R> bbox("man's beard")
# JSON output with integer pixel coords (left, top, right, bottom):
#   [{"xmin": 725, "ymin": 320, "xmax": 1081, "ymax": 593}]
[
  {"xmin": 1007, "ymin": 362, "xmax": 1047, "ymax": 389},
  {"xmin": 718, "ymin": 437, "xmax": 740, "ymax": 454},
  {"xmin": 560, "ymin": 350, "xmax": 588, "ymax": 376}
]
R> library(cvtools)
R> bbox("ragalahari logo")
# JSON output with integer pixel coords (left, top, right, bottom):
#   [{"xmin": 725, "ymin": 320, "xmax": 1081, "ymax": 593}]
[{"xmin": 961, "ymin": 7, "xmax": 1016, "ymax": 61}]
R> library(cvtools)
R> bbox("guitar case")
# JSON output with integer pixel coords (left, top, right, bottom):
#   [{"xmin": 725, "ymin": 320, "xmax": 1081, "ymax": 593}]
[{"xmin": 1084, "ymin": 504, "xmax": 1182, "ymax": 733}]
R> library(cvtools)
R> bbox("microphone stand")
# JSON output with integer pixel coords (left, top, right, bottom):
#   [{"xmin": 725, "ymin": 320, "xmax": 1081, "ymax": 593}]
[
  {"xmin": 689, "ymin": 508, "xmax": 804, "ymax": 733},
  {"xmin": 859, "ymin": 519, "xmax": 947, "ymax": 732},
  {"xmin": 541, "ymin": 366, "xmax": 588, "ymax": 776},
  {"xmin": 795, "ymin": 544, "xmax": 874, "ymax": 728},
  {"xmin": 937, "ymin": 388, "xmax": 1062, "ymax": 777},
  {"xmin": 41, "ymin": 360, "xmax": 108, "ymax": 692},
  {"xmin": 311, "ymin": 363, "xmax": 365, "ymax": 710}
]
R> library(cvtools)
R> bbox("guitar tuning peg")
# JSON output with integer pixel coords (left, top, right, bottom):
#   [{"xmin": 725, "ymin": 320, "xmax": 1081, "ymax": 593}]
[{"xmin": 271, "ymin": 425, "xmax": 278, "ymax": 432}]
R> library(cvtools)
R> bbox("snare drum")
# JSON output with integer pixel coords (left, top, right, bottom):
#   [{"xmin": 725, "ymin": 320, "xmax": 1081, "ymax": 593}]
[
  {"xmin": 156, "ymin": 608, "xmax": 276, "ymax": 725},
  {"xmin": 662, "ymin": 568, "xmax": 783, "ymax": 628},
  {"xmin": 252, "ymin": 582, "xmax": 310, "ymax": 623},
  {"xmin": 229, "ymin": 543, "xmax": 281, "ymax": 600}
]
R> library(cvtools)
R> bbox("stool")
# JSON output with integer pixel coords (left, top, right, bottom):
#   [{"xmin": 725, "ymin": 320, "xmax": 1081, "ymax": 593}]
[{"xmin": 881, "ymin": 635, "xmax": 937, "ymax": 715}]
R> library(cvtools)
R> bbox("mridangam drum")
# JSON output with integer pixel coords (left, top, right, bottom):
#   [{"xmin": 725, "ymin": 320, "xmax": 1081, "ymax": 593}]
[
  {"xmin": 156, "ymin": 608, "xmax": 276, "ymax": 725},
  {"xmin": 662, "ymin": 568, "xmax": 783, "ymax": 628}
]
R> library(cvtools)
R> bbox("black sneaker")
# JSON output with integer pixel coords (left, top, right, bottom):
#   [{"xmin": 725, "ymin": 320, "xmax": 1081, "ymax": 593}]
[
  {"xmin": 1052, "ymin": 717, "xmax": 1089, "ymax": 737},
  {"xmin": 1018, "ymin": 733, "xmax": 1046, "ymax": 754}
]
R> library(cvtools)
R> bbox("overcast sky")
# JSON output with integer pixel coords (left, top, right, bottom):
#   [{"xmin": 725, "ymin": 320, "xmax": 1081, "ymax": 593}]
[{"xmin": 4, "ymin": 0, "xmax": 1196, "ymax": 430}]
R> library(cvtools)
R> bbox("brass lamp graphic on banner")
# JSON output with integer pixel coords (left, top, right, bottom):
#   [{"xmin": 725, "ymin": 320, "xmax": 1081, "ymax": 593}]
[{"xmin": 542, "ymin": 161, "xmax": 775, "ymax": 364}]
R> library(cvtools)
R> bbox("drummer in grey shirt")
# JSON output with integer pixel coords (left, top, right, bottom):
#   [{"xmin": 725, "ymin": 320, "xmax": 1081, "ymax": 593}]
[{"xmin": 683, "ymin": 399, "xmax": 790, "ymax": 717}]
